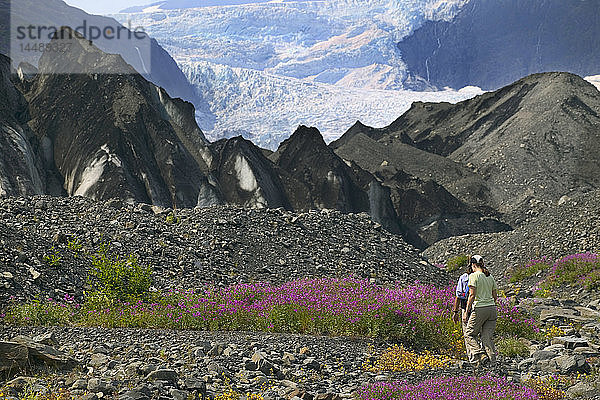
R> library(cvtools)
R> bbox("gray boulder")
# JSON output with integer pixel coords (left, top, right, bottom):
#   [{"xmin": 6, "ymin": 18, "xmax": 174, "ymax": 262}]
[
  {"xmin": 553, "ymin": 354, "xmax": 591, "ymax": 374},
  {"xmin": 0, "ymin": 342, "xmax": 29, "ymax": 373}
]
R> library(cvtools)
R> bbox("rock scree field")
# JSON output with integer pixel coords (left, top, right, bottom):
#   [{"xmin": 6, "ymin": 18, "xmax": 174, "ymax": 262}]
[{"xmin": 1, "ymin": 196, "xmax": 600, "ymax": 400}]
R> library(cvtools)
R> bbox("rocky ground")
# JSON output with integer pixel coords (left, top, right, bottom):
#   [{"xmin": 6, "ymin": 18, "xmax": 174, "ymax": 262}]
[
  {"xmin": 1, "ymin": 196, "xmax": 600, "ymax": 399},
  {"xmin": 424, "ymin": 189, "xmax": 600, "ymax": 287},
  {"xmin": 0, "ymin": 196, "xmax": 446, "ymax": 303}
]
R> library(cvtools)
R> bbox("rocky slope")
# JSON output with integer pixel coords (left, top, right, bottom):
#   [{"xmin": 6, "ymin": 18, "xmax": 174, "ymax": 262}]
[
  {"xmin": 424, "ymin": 189, "xmax": 600, "ymax": 285},
  {"xmin": 22, "ymin": 28, "xmax": 216, "ymax": 207},
  {"xmin": 0, "ymin": 54, "xmax": 44, "ymax": 197},
  {"xmin": 332, "ymin": 131, "xmax": 509, "ymax": 246},
  {"xmin": 424, "ymin": 190, "xmax": 600, "ymax": 282},
  {"xmin": 8, "ymin": 0, "xmax": 210, "ymax": 119},
  {"xmin": 0, "ymin": 196, "xmax": 444, "ymax": 303},
  {"xmin": 398, "ymin": 0, "xmax": 600, "ymax": 90},
  {"xmin": 333, "ymin": 72, "xmax": 600, "ymax": 227}
]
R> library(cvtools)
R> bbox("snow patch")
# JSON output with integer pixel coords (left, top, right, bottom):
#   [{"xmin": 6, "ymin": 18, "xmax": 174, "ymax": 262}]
[
  {"xmin": 233, "ymin": 154, "xmax": 268, "ymax": 207},
  {"xmin": 585, "ymin": 75, "xmax": 600, "ymax": 91},
  {"xmin": 7, "ymin": 125, "xmax": 44, "ymax": 193},
  {"xmin": 142, "ymin": 4, "xmax": 165, "ymax": 13},
  {"xmin": 234, "ymin": 155, "xmax": 259, "ymax": 192},
  {"xmin": 74, "ymin": 155, "xmax": 106, "ymax": 197},
  {"xmin": 100, "ymin": 144, "xmax": 123, "ymax": 168},
  {"xmin": 72, "ymin": 145, "xmax": 122, "ymax": 197},
  {"xmin": 326, "ymin": 170, "xmax": 340, "ymax": 186}
]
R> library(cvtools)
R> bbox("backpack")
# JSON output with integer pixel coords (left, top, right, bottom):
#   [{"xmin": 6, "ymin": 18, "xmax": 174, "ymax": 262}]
[{"xmin": 456, "ymin": 273, "xmax": 470, "ymax": 300}]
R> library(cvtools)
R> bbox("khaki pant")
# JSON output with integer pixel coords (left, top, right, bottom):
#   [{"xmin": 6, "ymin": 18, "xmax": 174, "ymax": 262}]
[
  {"xmin": 461, "ymin": 309, "xmax": 472, "ymax": 359},
  {"xmin": 464, "ymin": 305, "xmax": 497, "ymax": 364}
]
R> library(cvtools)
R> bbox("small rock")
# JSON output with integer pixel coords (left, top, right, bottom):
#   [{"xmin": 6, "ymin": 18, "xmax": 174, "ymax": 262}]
[
  {"xmin": 28, "ymin": 267, "xmax": 41, "ymax": 280},
  {"xmin": 121, "ymin": 390, "xmax": 149, "ymax": 400},
  {"xmin": 303, "ymin": 358, "xmax": 321, "ymax": 371},
  {"xmin": 89, "ymin": 353, "xmax": 110, "ymax": 367},
  {"xmin": 87, "ymin": 378, "xmax": 108, "ymax": 394},
  {"xmin": 32, "ymin": 332, "xmax": 58, "ymax": 346},
  {"xmin": 146, "ymin": 369, "xmax": 178, "ymax": 382},
  {"xmin": 551, "ymin": 336, "xmax": 589, "ymax": 350},
  {"xmin": 169, "ymin": 389, "xmax": 189, "ymax": 400},
  {"xmin": 71, "ymin": 379, "xmax": 88, "ymax": 390},
  {"xmin": 518, "ymin": 358, "xmax": 536, "ymax": 371},
  {"xmin": 532, "ymin": 350, "xmax": 557, "ymax": 361}
]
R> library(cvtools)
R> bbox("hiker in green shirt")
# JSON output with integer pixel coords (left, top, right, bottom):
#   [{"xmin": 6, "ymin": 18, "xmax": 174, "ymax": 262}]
[{"xmin": 462, "ymin": 254, "xmax": 498, "ymax": 367}]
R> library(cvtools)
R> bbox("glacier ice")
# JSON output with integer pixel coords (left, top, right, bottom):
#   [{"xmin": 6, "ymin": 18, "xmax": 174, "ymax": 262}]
[{"xmin": 113, "ymin": 0, "xmax": 474, "ymax": 149}]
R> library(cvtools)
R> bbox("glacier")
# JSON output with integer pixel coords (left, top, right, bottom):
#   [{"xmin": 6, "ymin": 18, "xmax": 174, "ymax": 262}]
[{"xmin": 113, "ymin": 0, "xmax": 476, "ymax": 149}]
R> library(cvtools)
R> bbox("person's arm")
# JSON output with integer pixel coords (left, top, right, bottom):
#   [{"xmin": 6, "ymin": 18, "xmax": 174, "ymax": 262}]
[
  {"xmin": 463, "ymin": 286, "xmax": 476, "ymax": 323},
  {"xmin": 492, "ymin": 289, "xmax": 498, "ymax": 302},
  {"xmin": 452, "ymin": 296, "xmax": 461, "ymax": 323}
]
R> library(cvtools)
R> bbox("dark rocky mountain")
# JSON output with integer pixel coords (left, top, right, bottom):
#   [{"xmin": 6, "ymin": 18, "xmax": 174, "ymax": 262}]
[
  {"xmin": 4, "ymin": 18, "xmax": 600, "ymax": 251},
  {"xmin": 6, "ymin": 0, "xmax": 211, "ymax": 119},
  {"xmin": 270, "ymin": 126, "xmax": 421, "ymax": 244},
  {"xmin": 271, "ymin": 126, "xmax": 369, "ymax": 214},
  {"xmin": 2, "ymin": 30, "xmax": 424, "ymax": 246},
  {"xmin": 398, "ymin": 0, "xmax": 600, "ymax": 90},
  {"xmin": 332, "ymin": 131, "xmax": 509, "ymax": 246},
  {"xmin": 0, "ymin": 54, "xmax": 44, "ymax": 197},
  {"xmin": 22, "ymin": 28, "xmax": 217, "ymax": 207},
  {"xmin": 208, "ymin": 136, "xmax": 291, "ymax": 210},
  {"xmin": 334, "ymin": 72, "xmax": 600, "ymax": 227}
]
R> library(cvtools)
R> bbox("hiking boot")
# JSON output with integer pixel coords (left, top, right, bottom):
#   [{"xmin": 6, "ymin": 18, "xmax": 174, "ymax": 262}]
[
  {"xmin": 470, "ymin": 354, "xmax": 486, "ymax": 369},
  {"xmin": 480, "ymin": 355, "xmax": 490, "ymax": 366}
]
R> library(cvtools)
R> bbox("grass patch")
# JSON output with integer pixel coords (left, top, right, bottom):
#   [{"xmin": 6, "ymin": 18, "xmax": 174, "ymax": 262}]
[
  {"xmin": 497, "ymin": 336, "xmax": 530, "ymax": 358},
  {"xmin": 508, "ymin": 253, "xmax": 600, "ymax": 296},
  {"xmin": 446, "ymin": 254, "xmax": 468, "ymax": 273},
  {"xmin": 536, "ymin": 253, "xmax": 600, "ymax": 294},
  {"xmin": 1, "ymin": 278, "xmax": 538, "ymax": 359},
  {"xmin": 87, "ymin": 241, "xmax": 152, "ymax": 302},
  {"xmin": 509, "ymin": 257, "xmax": 552, "ymax": 283}
]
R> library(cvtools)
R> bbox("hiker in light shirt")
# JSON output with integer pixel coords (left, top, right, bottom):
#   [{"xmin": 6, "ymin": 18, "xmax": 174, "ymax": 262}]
[
  {"xmin": 463, "ymin": 254, "xmax": 498, "ymax": 367},
  {"xmin": 452, "ymin": 260, "xmax": 475, "ymax": 359}
]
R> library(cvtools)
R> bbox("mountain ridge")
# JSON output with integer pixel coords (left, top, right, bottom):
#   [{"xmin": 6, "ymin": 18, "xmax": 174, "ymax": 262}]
[{"xmin": 333, "ymin": 71, "xmax": 600, "ymax": 228}]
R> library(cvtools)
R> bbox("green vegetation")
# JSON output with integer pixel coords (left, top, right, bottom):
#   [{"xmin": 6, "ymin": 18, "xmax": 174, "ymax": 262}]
[
  {"xmin": 165, "ymin": 212, "xmax": 181, "ymax": 224},
  {"xmin": 508, "ymin": 253, "xmax": 600, "ymax": 296},
  {"xmin": 87, "ymin": 241, "xmax": 152, "ymax": 302},
  {"xmin": 66, "ymin": 237, "xmax": 84, "ymax": 257},
  {"xmin": 497, "ymin": 336, "xmax": 530, "ymax": 358},
  {"xmin": 534, "ymin": 253, "xmax": 600, "ymax": 294},
  {"xmin": 42, "ymin": 247, "xmax": 62, "ymax": 266},
  {"xmin": 446, "ymin": 254, "xmax": 468, "ymax": 273},
  {"xmin": 509, "ymin": 258, "xmax": 552, "ymax": 283},
  {"xmin": 2, "ymin": 278, "xmax": 538, "ymax": 359}
]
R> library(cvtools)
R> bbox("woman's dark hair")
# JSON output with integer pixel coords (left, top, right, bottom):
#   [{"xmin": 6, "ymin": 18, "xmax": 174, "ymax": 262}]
[
  {"xmin": 471, "ymin": 255, "xmax": 491, "ymax": 276},
  {"xmin": 464, "ymin": 262, "xmax": 474, "ymax": 274}
]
